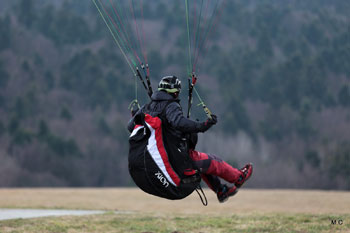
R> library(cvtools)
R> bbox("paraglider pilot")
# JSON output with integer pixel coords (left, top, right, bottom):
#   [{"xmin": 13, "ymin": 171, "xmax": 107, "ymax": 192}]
[{"xmin": 128, "ymin": 76, "xmax": 253, "ymax": 202}]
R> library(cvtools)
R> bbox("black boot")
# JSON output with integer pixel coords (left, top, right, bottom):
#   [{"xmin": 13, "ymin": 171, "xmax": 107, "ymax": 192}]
[{"xmin": 217, "ymin": 184, "xmax": 238, "ymax": 203}]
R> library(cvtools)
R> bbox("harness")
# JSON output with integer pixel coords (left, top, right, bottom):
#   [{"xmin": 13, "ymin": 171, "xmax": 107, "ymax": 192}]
[{"xmin": 128, "ymin": 101, "xmax": 207, "ymax": 205}]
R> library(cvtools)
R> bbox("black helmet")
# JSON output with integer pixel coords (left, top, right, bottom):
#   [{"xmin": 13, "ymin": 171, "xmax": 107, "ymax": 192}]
[{"xmin": 158, "ymin": 76, "xmax": 181, "ymax": 93}]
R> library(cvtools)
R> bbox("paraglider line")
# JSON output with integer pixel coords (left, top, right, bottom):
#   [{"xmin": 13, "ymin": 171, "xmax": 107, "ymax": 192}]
[{"xmin": 92, "ymin": 0, "xmax": 136, "ymax": 76}]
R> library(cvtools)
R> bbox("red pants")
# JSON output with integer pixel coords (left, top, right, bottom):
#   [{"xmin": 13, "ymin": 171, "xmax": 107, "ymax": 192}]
[{"xmin": 189, "ymin": 150, "xmax": 242, "ymax": 193}]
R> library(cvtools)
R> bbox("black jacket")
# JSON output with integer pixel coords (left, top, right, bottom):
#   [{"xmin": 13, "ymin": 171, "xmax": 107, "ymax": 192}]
[{"xmin": 128, "ymin": 91, "xmax": 204, "ymax": 139}]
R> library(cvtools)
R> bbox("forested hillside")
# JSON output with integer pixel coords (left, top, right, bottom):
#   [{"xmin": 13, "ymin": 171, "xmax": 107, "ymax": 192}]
[{"xmin": 0, "ymin": 0, "xmax": 349, "ymax": 189}]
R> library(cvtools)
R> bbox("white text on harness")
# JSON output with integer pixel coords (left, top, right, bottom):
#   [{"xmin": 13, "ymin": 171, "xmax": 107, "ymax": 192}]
[{"xmin": 155, "ymin": 171, "xmax": 169, "ymax": 188}]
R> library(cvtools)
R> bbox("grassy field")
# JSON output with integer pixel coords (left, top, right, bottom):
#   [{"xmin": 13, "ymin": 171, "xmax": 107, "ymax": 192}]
[{"xmin": 0, "ymin": 188, "xmax": 349, "ymax": 232}]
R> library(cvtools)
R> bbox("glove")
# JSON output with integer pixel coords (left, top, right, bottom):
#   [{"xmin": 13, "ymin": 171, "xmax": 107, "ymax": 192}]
[
  {"xmin": 207, "ymin": 114, "xmax": 217, "ymax": 125},
  {"xmin": 197, "ymin": 114, "xmax": 218, "ymax": 133}
]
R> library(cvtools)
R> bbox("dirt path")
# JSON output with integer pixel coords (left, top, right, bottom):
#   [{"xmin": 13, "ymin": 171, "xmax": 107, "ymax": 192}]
[
  {"xmin": 0, "ymin": 209, "xmax": 105, "ymax": 221},
  {"xmin": 0, "ymin": 188, "xmax": 348, "ymax": 215}
]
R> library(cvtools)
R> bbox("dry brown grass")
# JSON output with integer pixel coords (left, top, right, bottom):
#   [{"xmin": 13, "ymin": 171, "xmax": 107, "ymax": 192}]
[{"xmin": 0, "ymin": 188, "xmax": 349, "ymax": 215}]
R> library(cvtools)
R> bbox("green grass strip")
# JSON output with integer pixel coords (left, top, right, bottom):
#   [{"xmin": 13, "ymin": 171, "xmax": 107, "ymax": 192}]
[{"xmin": 1, "ymin": 212, "xmax": 349, "ymax": 233}]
